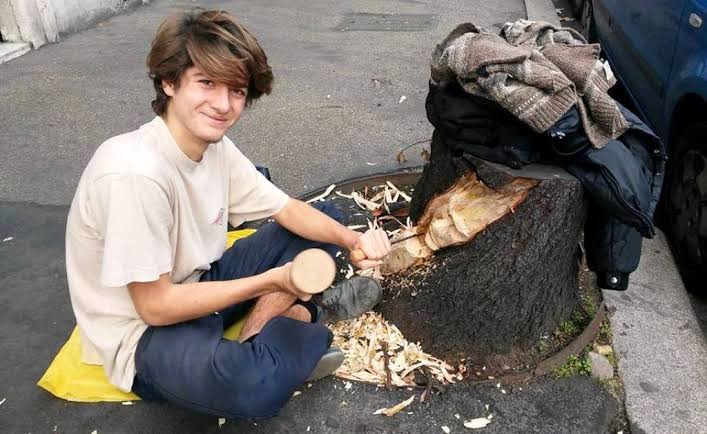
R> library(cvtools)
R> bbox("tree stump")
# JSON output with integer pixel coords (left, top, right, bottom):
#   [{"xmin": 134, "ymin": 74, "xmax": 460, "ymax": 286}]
[{"xmin": 378, "ymin": 132, "xmax": 588, "ymax": 363}]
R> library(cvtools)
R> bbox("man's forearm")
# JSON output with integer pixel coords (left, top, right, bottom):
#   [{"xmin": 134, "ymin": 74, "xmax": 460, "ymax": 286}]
[
  {"xmin": 129, "ymin": 271, "xmax": 278, "ymax": 326},
  {"xmin": 273, "ymin": 198, "xmax": 360, "ymax": 250}
]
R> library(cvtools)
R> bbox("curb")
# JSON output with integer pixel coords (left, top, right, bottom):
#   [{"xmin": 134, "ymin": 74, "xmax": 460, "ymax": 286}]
[
  {"xmin": 523, "ymin": 0, "xmax": 561, "ymax": 25},
  {"xmin": 0, "ymin": 42, "xmax": 31, "ymax": 65}
]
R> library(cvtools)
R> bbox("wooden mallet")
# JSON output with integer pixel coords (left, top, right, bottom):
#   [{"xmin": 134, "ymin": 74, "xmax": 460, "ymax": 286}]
[{"xmin": 290, "ymin": 248, "xmax": 337, "ymax": 294}]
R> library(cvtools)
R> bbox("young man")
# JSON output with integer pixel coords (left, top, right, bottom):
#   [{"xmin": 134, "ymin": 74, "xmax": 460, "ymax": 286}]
[{"xmin": 65, "ymin": 9, "xmax": 391, "ymax": 419}]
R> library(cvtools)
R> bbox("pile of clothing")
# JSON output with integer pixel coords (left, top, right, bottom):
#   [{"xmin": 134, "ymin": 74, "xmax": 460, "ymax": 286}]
[{"xmin": 426, "ymin": 20, "xmax": 666, "ymax": 290}]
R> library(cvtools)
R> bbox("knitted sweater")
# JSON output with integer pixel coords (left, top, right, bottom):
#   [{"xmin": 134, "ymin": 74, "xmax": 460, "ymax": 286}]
[{"xmin": 431, "ymin": 20, "xmax": 628, "ymax": 148}]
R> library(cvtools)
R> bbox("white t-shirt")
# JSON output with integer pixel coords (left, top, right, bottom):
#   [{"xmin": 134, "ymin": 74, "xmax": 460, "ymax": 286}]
[{"xmin": 65, "ymin": 116, "xmax": 289, "ymax": 392}]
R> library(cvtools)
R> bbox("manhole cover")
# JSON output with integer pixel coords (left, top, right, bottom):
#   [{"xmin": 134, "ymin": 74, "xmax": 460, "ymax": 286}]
[{"xmin": 335, "ymin": 13, "xmax": 439, "ymax": 32}]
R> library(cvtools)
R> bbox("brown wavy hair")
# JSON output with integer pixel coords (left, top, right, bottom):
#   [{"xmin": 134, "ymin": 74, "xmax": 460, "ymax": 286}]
[{"xmin": 146, "ymin": 9, "xmax": 273, "ymax": 115}]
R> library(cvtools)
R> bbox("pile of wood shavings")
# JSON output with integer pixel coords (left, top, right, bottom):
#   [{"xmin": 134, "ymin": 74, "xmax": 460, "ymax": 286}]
[{"xmin": 330, "ymin": 311, "xmax": 460, "ymax": 386}]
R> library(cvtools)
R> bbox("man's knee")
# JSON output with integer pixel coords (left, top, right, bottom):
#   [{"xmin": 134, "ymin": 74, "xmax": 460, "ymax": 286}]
[
  {"xmin": 239, "ymin": 384, "xmax": 293, "ymax": 419},
  {"xmin": 311, "ymin": 201, "xmax": 347, "ymax": 225}
]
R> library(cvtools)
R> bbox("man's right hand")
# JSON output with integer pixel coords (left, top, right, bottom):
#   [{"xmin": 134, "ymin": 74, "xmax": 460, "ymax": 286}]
[{"xmin": 267, "ymin": 262, "xmax": 313, "ymax": 301}]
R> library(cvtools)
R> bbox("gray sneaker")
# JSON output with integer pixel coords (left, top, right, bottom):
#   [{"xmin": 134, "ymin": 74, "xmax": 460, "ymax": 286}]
[
  {"xmin": 306, "ymin": 346, "xmax": 345, "ymax": 381},
  {"xmin": 315, "ymin": 276, "xmax": 383, "ymax": 323}
]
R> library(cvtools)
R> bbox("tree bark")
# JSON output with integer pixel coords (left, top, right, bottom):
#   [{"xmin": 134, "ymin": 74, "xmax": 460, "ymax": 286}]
[{"xmin": 378, "ymin": 134, "xmax": 588, "ymax": 361}]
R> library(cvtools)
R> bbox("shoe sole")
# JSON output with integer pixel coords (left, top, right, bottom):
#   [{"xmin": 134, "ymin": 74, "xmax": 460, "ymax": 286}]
[{"xmin": 306, "ymin": 349, "xmax": 345, "ymax": 382}]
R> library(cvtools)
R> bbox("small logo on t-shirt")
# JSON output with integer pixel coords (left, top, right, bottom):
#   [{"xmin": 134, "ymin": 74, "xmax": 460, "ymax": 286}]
[{"xmin": 211, "ymin": 208, "xmax": 225, "ymax": 225}]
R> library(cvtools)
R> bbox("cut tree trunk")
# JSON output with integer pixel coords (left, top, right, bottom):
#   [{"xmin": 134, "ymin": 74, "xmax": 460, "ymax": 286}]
[{"xmin": 378, "ymin": 133, "xmax": 588, "ymax": 362}]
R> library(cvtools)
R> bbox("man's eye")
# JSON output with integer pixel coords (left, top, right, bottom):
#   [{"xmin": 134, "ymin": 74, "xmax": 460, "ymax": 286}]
[
  {"xmin": 231, "ymin": 88, "xmax": 246, "ymax": 97},
  {"xmin": 200, "ymin": 80, "xmax": 214, "ymax": 86}
]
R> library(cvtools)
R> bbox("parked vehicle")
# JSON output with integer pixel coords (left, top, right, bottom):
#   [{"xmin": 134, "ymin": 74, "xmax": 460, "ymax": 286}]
[{"xmin": 571, "ymin": 0, "xmax": 707, "ymax": 295}]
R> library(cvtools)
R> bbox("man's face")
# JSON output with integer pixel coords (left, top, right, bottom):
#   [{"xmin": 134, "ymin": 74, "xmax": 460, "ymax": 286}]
[{"xmin": 163, "ymin": 66, "xmax": 248, "ymax": 146}]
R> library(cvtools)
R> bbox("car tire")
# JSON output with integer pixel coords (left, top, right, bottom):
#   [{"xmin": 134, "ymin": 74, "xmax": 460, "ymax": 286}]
[
  {"xmin": 580, "ymin": 0, "xmax": 597, "ymax": 43},
  {"xmin": 664, "ymin": 122, "xmax": 707, "ymax": 296}
]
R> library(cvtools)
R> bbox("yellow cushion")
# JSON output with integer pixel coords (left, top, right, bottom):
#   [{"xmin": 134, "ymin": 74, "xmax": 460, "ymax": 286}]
[{"xmin": 37, "ymin": 229, "xmax": 256, "ymax": 402}]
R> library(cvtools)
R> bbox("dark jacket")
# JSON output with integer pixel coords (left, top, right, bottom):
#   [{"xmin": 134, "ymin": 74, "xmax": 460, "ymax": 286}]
[{"xmin": 426, "ymin": 81, "xmax": 666, "ymax": 290}]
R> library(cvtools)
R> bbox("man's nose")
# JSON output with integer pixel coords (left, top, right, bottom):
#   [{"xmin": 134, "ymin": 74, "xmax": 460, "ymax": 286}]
[{"xmin": 211, "ymin": 85, "xmax": 231, "ymax": 113}]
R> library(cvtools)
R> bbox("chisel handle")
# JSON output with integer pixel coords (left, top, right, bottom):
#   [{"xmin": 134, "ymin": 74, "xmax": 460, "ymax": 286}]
[{"xmin": 350, "ymin": 248, "xmax": 367, "ymax": 263}]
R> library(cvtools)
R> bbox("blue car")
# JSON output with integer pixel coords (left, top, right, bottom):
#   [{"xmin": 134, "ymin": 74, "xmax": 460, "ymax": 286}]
[{"xmin": 573, "ymin": 0, "xmax": 707, "ymax": 295}]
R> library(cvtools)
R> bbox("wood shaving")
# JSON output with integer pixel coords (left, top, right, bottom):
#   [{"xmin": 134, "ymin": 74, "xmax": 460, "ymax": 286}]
[
  {"xmin": 373, "ymin": 395, "xmax": 415, "ymax": 416},
  {"xmin": 345, "ymin": 264, "xmax": 355, "ymax": 279},
  {"xmin": 351, "ymin": 191, "xmax": 382, "ymax": 211},
  {"xmin": 336, "ymin": 191, "xmax": 353, "ymax": 199},
  {"xmin": 442, "ymin": 426, "xmax": 451, "ymax": 433},
  {"xmin": 331, "ymin": 312, "xmax": 456, "ymax": 387},
  {"xmin": 387, "ymin": 181, "xmax": 412, "ymax": 202},
  {"xmin": 306, "ymin": 184, "xmax": 336, "ymax": 203},
  {"xmin": 463, "ymin": 418, "xmax": 492, "ymax": 429},
  {"xmin": 347, "ymin": 224, "xmax": 367, "ymax": 230},
  {"xmin": 121, "ymin": 401, "xmax": 134, "ymax": 406},
  {"xmin": 218, "ymin": 418, "xmax": 226, "ymax": 428},
  {"xmin": 292, "ymin": 391, "xmax": 302, "ymax": 397},
  {"xmin": 370, "ymin": 190, "xmax": 387, "ymax": 204}
]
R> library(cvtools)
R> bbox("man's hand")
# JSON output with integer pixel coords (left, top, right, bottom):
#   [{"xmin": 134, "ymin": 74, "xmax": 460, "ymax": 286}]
[
  {"xmin": 266, "ymin": 262, "xmax": 313, "ymax": 301},
  {"xmin": 350, "ymin": 228, "xmax": 392, "ymax": 269}
]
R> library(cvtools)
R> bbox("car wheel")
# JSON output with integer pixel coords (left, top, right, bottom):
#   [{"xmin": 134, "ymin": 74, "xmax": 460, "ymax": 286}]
[
  {"xmin": 666, "ymin": 122, "xmax": 707, "ymax": 296},
  {"xmin": 580, "ymin": 0, "xmax": 597, "ymax": 43}
]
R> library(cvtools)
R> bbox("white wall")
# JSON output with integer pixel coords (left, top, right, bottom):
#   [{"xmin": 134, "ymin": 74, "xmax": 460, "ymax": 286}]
[
  {"xmin": 0, "ymin": 0, "xmax": 22, "ymax": 41},
  {"xmin": 0, "ymin": 0, "xmax": 144, "ymax": 48},
  {"xmin": 51, "ymin": 0, "xmax": 142, "ymax": 35}
]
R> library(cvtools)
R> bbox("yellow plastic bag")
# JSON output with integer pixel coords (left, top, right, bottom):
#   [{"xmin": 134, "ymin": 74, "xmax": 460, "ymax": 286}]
[{"xmin": 37, "ymin": 230, "xmax": 255, "ymax": 402}]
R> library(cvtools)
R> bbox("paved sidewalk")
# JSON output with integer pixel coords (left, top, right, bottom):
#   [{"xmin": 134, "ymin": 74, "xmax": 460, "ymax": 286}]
[{"xmin": 604, "ymin": 231, "xmax": 707, "ymax": 434}]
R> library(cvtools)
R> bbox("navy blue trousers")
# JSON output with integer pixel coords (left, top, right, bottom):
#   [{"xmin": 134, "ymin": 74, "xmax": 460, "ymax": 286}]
[{"xmin": 132, "ymin": 202, "xmax": 344, "ymax": 419}]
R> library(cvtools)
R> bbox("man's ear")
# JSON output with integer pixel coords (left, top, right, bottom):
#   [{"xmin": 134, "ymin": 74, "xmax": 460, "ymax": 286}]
[{"xmin": 162, "ymin": 80, "xmax": 176, "ymax": 97}]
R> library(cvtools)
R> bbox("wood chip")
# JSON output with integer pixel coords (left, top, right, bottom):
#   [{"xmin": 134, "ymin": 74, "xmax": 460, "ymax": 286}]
[
  {"xmin": 386, "ymin": 181, "xmax": 412, "ymax": 202},
  {"xmin": 347, "ymin": 224, "xmax": 367, "ymax": 230},
  {"xmin": 595, "ymin": 344, "xmax": 613, "ymax": 355},
  {"xmin": 442, "ymin": 426, "xmax": 451, "ymax": 434},
  {"xmin": 305, "ymin": 184, "xmax": 336, "ymax": 203},
  {"xmin": 218, "ymin": 418, "xmax": 226, "ymax": 428},
  {"xmin": 373, "ymin": 395, "xmax": 415, "ymax": 416},
  {"xmin": 331, "ymin": 312, "xmax": 456, "ymax": 387},
  {"xmin": 121, "ymin": 401, "xmax": 134, "ymax": 406},
  {"xmin": 463, "ymin": 418, "xmax": 492, "ymax": 429},
  {"xmin": 351, "ymin": 191, "xmax": 381, "ymax": 211},
  {"xmin": 292, "ymin": 391, "xmax": 302, "ymax": 397}
]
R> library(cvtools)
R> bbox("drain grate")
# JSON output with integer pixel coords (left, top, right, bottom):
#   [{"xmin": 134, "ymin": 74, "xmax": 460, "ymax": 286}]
[{"xmin": 335, "ymin": 13, "xmax": 439, "ymax": 32}]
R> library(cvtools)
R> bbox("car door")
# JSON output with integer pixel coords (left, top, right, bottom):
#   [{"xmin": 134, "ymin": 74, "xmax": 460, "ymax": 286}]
[
  {"xmin": 608, "ymin": 0, "xmax": 687, "ymax": 127},
  {"xmin": 592, "ymin": 0, "xmax": 621, "ymax": 55}
]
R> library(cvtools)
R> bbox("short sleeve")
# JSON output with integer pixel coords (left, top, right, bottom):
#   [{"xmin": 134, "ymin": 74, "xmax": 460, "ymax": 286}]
[
  {"xmin": 224, "ymin": 140, "xmax": 289, "ymax": 227},
  {"xmin": 90, "ymin": 174, "xmax": 174, "ymax": 287}
]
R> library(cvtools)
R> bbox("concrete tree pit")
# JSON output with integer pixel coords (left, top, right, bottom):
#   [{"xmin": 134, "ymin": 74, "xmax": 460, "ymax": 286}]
[{"xmin": 299, "ymin": 163, "xmax": 604, "ymax": 388}]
